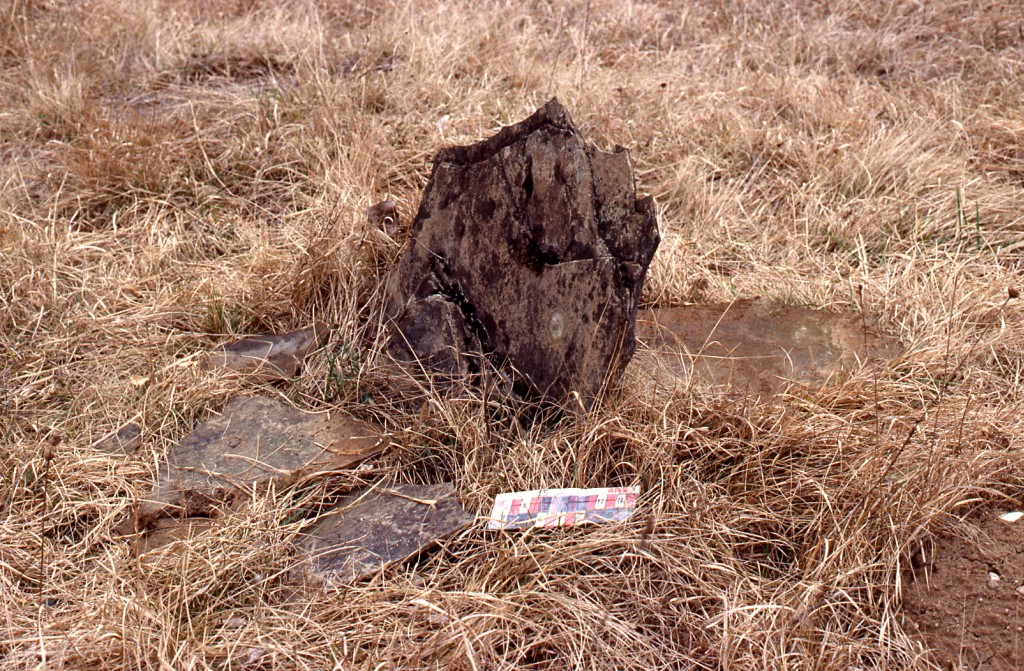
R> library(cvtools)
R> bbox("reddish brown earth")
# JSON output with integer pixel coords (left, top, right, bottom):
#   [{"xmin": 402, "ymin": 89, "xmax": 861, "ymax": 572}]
[{"xmin": 903, "ymin": 512, "xmax": 1024, "ymax": 670}]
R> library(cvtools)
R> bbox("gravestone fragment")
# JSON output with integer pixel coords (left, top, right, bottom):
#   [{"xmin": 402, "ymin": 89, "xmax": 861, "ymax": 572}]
[
  {"xmin": 302, "ymin": 482, "xmax": 471, "ymax": 584},
  {"xmin": 385, "ymin": 98, "xmax": 659, "ymax": 403},
  {"xmin": 204, "ymin": 323, "xmax": 329, "ymax": 380},
  {"xmin": 136, "ymin": 517, "xmax": 218, "ymax": 555},
  {"xmin": 141, "ymin": 396, "xmax": 386, "ymax": 522},
  {"xmin": 92, "ymin": 422, "xmax": 142, "ymax": 458},
  {"xmin": 633, "ymin": 299, "xmax": 901, "ymax": 397}
]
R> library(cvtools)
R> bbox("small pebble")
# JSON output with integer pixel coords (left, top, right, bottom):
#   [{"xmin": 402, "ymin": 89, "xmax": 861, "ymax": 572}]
[
  {"xmin": 999, "ymin": 511, "xmax": 1023, "ymax": 523},
  {"xmin": 1016, "ymin": 586, "xmax": 1024, "ymax": 597}
]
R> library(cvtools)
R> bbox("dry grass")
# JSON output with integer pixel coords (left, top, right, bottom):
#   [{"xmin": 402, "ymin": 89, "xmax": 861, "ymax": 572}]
[{"xmin": 2, "ymin": 0, "xmax": 1024, "ymax": 668}]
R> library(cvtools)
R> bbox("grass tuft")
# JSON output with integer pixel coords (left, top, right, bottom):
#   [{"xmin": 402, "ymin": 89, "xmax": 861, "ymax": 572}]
[{"xmin": 2, "ymin": 0, "xmax": 1023, "ymax": 669}]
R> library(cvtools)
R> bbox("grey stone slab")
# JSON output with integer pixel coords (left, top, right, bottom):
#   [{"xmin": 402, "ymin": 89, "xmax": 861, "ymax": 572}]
[
  {"xmin": 302, "ymin": 483, "xmax": 472, "ymax": 584},
  {"xmin": 92, "ymin": 422, "xmax": 142, "ymax": 457},
  {"xmin": 141, "ymin": 396, "xmax": 386, "ymax": 521},
  {"xmin": 205, "ymin": 323, "xmax": 329, "ymax": 380},
  {"xmin": 635, "ymin": 299, "xmax": 901, "ymax": 398}
]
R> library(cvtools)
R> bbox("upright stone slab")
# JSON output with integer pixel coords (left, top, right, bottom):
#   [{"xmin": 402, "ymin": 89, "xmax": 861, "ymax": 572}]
[{"xmin": 385, "ymin": 98, "xmax": 659, "ymax": 403}]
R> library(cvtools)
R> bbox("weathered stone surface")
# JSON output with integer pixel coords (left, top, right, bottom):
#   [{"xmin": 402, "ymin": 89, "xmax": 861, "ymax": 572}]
[
  {"xmin": 302, "ymin": 483, "xmax": 471, "ymax": 584},
  {"xmin": 141, "ymin": 396, "xmax": 386, "ymax": 521},
  {"xmin": 136, "ymin": 517, "xmax": 219, "ymax": 555},
  {"xmin": 633, "ymin": 299, "xmax": 901, "ymax": 397},
  {"xmin": 204, "ymin": 323, "xmax": 329, "ymax": 380},
  {"xmin": 385, "ymin": 98, "xmax": 659, "ymax": 403},
  {"xmin": 366, "ymin": 199, "xmax": 399, "ymax": 237},
  {"xmin": 92, "ymin": 422, "xmax": 142, "ymax": 457}
]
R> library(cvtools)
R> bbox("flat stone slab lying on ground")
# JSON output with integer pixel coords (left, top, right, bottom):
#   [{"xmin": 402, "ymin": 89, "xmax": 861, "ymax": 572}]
[
  {"xmin": 301, "ymin": 483, "xmax": 472, "ymax": 584},
  {"xmin": 204, "ymin": 323, "xmax": 329, "ymax": 380},
  {"xmin": 634, "ymin": 299, "xmax": 901, "ymax": 397},
  {"xmin": 141, "ymin": 396, "xmax": 386, "ymax": 521},
  {"xmin": 385, "ymin": 98, "xmax": 659, "ymax": 404}
]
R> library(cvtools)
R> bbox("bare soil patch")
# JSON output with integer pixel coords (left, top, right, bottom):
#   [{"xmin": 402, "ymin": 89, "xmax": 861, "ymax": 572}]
[{"xmin": 904, "ymin": 513, "xmax": 1024, "ymax": 670}]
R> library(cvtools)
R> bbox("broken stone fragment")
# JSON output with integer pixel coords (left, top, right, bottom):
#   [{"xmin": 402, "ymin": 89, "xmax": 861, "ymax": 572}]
[
  {"xmin": 204, "ymin": 322, "xmax": 330, "ymax": 380},
  {"xmin": 366, "ymin": 200, "xmax": 399, "ymax": 237},
  {"xmin": 136, "ymin": 517, "xmax": 219, "ymax": 555},
  {"xmin": 385, "ymin": 98, "xmax": 659, "ymax": 404},
  {"xmin": 140, "ymin": 396, "xmax": 386, "ymax": 522},
  {"xmin": 92, "ymin": 422, "xmax": 142, "ymax": 458},
  {"xmin": 633, "ymin": 299, "xmax": 901, "ymax": 397},
  {"xmin": 301, "ymin": 482, "xmax": 471, "ymax": 584}
]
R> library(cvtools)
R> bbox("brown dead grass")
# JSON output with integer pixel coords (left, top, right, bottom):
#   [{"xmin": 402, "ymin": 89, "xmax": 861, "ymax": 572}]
[{"xmin": 2, "ymin": 0, "xmax": 1024, "ymax": 668}]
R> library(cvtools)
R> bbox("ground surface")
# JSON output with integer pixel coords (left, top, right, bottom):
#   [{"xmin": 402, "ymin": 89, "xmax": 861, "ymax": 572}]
[
  {"xmin": 2, "ymin": 1, "xmax": 1024, "ymax": 669},
  {"xmin": 903, "ymin": 512, "xmax": 1024, "ymax": 671}
]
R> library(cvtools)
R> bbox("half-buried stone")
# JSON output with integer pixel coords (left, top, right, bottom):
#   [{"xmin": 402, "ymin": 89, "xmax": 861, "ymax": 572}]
[
  {"xmin": 203, "ymin": 322, "xmax": 330, "ymax": 381},
  {"xmin": 633, "ymin": 299, "xmax": 901, "ymax": 398},
  {"xmin": 385, "ymin": 98, "xmax": 660, "ymax": 405}
]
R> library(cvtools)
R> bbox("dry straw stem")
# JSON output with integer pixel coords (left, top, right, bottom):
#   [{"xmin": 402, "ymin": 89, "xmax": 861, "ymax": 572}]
[{"xmin": 2, "ymin": 0, "xmax": 1024, "ymax": 669}]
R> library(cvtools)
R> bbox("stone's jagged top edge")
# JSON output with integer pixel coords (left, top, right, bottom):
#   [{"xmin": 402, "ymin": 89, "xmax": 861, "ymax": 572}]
[{"xmin": 434, "ymin": 97, "xmax": 578, "ymax": 166}]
